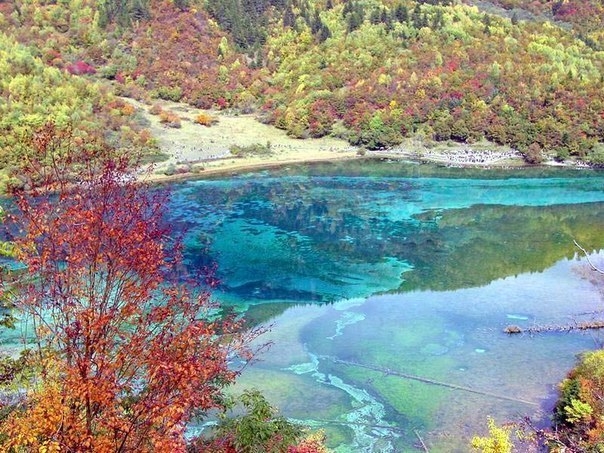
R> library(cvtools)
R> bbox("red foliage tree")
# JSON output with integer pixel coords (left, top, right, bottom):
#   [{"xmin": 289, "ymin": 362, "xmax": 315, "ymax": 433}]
[
  {"xmin": 66, "ymin": 60, "xmax": 97, "ymax": 75},
  {"xmin": 1, "ymin": 124, "xmax": 262, "ymax": 452}
]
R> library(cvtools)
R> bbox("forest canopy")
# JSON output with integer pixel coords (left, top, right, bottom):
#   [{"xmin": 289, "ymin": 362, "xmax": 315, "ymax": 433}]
[{"xmin": 0, "ymin": 0, "xmax": 603, "ymax": 166}]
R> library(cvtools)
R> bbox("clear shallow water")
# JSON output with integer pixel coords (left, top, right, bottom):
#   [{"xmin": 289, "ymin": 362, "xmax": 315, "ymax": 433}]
[{"xmin": 169, "ymin": 161, "xmax": 604, "ymax": 451}]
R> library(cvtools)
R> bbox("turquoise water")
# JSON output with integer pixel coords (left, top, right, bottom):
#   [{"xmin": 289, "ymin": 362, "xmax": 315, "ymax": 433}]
[{"xmin": 168, "ymin": 161, "xmax": 604, "ymax": 451}]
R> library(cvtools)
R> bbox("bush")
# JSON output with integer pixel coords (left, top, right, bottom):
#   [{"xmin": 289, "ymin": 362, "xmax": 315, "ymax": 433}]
[
  {"xmin": 587, "ymin": 144, "xmax": 604, "ymax": 166},
  {"xmin": 551, "ymin": 350, "xmax": 604, "ymax": 450},
  {"xmin": 156, "ymin": 86, "xmax": 183, "ymax": 102},
  {"xmin": 523, "ymin": 142, "xmax": 544, "ymax": 164},
  {"xmin": 471, "ymin": 417, "xmax": 513, "ymax": 453},
  {"xmin": 159, "ymin": 111, "xmax": 181, "ymax": 128},
  {"xmin": 189, "ymin": 390, "xmax": 328, "ymax": 453},
  {"xmin": 230, "ymin": 142, "xmax": 272, "ymax": 158},
  {"xmin": 194, "ymin": 112, "xmax": 217, "ymax": 126},
  {"xmin": 148, "ymin": 104, "xmax": 163, "ymax": 115}
]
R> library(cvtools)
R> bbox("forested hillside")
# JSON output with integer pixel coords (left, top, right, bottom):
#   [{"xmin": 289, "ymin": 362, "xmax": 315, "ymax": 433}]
[
  {"xmin": 467, "ymin": 0, "xmax": 604, "ymax": 50},
  {"xmin": 1, "ymin": 0, "xmax": 603, "ymax": 166}
]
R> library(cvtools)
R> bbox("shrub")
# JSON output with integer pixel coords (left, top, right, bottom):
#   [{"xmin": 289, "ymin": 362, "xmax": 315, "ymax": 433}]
[
  {"xmin": 190, "ymin": 390, "xmax": 328, "ymax": 453},
  {"xmin": 587, "ymin": 144, "xmax": 604, "ymax": 166},
  {"xmin": 229, "ymin": 142, "xmax": 272, "ymax": 157},
  {"xmin": 194, "ymin": 112, "xmax": 217, "ymax": 126},
  {"xmin": 523, "ymin": 142, "xmax": 544, "ymax": 164},
  {"xmin": 471, "ymin": 417, "xmax": 513, "ymax": 453},
  {"xmin": 65, "ymin": 60, "xmax": 96, "ymax": 75},
  {"xmin": 120, "ymin": 103, "xmax": 136, "ymax": 116},
  {"xmin": 159, "ymin": 111, "xmax": 181, "ymax": 128},
  {"xmin": 148, "ymin": 104, "xmax": 163, "ymax": 115},
  {"xmin": 156, "ymin": 86, "xmax": 183, "ymax": 102},
  {"xmin": 551, "ymin": 350, "xmax": 604, "ymax": 450}
]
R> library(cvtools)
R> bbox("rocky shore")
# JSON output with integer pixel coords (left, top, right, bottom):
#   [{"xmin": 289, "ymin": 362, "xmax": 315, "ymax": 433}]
[{"xmin": 369, "ymin": 146, "xmax": 525, "ymax": 167}]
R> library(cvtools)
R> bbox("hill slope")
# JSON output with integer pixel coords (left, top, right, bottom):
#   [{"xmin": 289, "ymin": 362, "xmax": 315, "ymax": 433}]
[{"xmin": 0, "ymin": 0, "xmax": 603, "ymax": 165}]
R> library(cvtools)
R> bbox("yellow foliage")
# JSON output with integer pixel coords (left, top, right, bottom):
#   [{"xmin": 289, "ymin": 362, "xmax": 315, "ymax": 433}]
[
  {"xmin": 159, "ymin": 111, "xmax": 181, "ymax": 128},
  {"xmin": 194, "ymin": 112, "xmax": 215, "ymax": 126},
  {"xmin": 378, "ymin": 73, "xmax": 391, "ymax": 86},
  {"xmin": 148, "ymin": 104, "xmax": 163, "ymax": 115},
  {"xmin": 295, "ymin": 82, "xmax": 306, "ymax": 94},
  {"xmin": 120, "ymin": 103, "xmax": 135, "ymax": 116},
  {"xmin": 1, "ymin": 381, "xmax": 66, "ymax": 452},
  {"xmin": 471, "ymin": 417, "xmax": 514, "ymax": 453}
]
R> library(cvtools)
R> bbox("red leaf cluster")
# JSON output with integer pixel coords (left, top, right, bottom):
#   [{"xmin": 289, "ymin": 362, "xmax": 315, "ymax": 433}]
[
  {"xmin": 2, "ymin": 124, "xmax": 262, "ymax": 451},
  {"xmin": 66, "ymin": 60, "xmax": 97, "ymax": 75}
]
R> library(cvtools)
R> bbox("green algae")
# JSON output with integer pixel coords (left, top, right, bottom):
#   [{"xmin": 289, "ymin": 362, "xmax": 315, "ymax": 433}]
[{"xmin": 232, "ymin": 368, "xmax": 352, "ymax": 421}]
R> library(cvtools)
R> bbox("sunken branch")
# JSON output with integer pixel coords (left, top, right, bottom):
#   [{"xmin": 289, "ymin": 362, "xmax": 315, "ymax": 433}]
[{"xmin": 574, "ymin": 240, "xmax": 604, "ymax": 275}]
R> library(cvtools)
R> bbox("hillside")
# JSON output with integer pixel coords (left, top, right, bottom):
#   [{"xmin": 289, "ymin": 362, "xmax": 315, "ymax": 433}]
[{"xmin": 0, "ymin": 0, "xmax": 603, "ymax": 170}]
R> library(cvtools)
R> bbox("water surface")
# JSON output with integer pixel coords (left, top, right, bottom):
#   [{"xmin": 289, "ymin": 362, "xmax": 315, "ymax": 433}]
[{"xmin": 168, "ymin": 161, "xmax": 604, "ymax": 451}]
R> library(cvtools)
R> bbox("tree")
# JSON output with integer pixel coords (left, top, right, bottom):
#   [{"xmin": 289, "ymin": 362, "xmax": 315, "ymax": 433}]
[
  {"xmin": 394, "ymin": 4, "xmax": 408, "ymax": 23},
  {"xmin": 0, "ymin": 124, "xmax": 263, "ymax": 451},
  {"xmin": 530, "ymin": 349, "xmax": 604, "ymax": 451},
  {"xmin": 471, "ymin": 417, "xmax": 513, "ymax": 453},
  {"xmin": 191, "ymin": 390, "xmax": 328, "ymax": 453}
]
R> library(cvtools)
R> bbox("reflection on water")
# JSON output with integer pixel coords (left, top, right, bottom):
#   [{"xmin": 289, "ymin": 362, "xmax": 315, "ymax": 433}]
[{"xmin": 170, "ymin": 162, "xmax": 604, "ymax": 451}]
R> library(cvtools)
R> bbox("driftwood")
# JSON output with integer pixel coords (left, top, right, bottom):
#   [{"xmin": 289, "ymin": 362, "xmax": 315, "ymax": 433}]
[
  {"xmin": 414, "ymin": 429, "xmax": 429, "ymax": 452},
  {"xmin": 329, "ymin": 358, "xmax": 538, "ymax": 406},
  {"xmin": 505, "ymin": 321, "xmax": 604, "ymax": 335},
  {"xmin": 574, "ymin": 240, "xmax": 604, "ymax": 275},
  {"xmin": 504, "ymin": 240, "xmax": 604, "ymax": 336}
]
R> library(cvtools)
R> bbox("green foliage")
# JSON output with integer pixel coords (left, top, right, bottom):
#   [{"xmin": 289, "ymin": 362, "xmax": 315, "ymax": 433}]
[
  {"xmin": 0, "ymin": 28, "xmax": 158, "ymax": 181},
  {"xmin": 471, "ymin": 417, "xmax": 513, "ymax": 453},
  {"xmin": 564, "ymin": 399, "xmax": 593, "ymax": 425},
  {"xmin": 214, "ymin": 389, "xmax": 305, "ymax": 453},
  {"xmin": 552, "ymin": 350, "xmax": 604, "ymax": 450},
  {"xmin": 155, "ymin": 85, "xmax": 183, "ymax": 102},
  {"xmin": 98, "ymin": 0, "xmax": 151, "ymax": 28},
  {"xmin": 0, "ymin": 33, "xmax": 101, "ymax": 145},
  {"xmin": 1, "ymin": 0, "xmax": 603, "ymax": 163},
  {"xmin": 256, "ymin": 1, "xmax": 604, "ymax": 159},
  {"xmin": 205, "ymin": 0, "xmax": 272, "ymax": 51},
  {"xmin": 230, "ymin": 142, "xmax": 273, "ymax": 157},
  {"xmin": 0, "ymin": 349, "xmax": 35, "ymax": 390},
  {"xmin": 587, "ymin": 144, "xmax": 604, "ymax": 166}
]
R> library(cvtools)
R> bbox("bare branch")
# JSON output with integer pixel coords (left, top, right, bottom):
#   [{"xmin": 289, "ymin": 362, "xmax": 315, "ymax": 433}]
[{"xmin": 574, "ymin": 240, "xmax": 604, "ymax": 275}]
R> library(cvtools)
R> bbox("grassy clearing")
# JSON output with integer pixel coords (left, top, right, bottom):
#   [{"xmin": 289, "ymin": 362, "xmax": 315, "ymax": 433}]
[{"xmin": 124, "ymin": 98, "xmax": 358, "ymax": 179}]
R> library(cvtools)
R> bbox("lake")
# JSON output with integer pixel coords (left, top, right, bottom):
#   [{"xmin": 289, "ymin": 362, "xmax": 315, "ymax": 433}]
[{"xmin": 167, "ymin": 160, "xmax": 604, "ymax": 452}]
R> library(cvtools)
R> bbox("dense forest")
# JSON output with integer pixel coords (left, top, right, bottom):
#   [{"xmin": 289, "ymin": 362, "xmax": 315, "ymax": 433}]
[{"xmin": 0, "ymin": 0, "xmax": 603, "ymax": 177}]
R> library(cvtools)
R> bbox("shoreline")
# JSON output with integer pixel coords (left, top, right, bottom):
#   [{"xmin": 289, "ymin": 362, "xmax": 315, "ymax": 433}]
[
  {"xmin": 139, "ymin": 145, "xmax": 596, "ymax": 185},
  {"xmin": 141, "ymin": 151, "xmax": 361, "ymax": 184},
  {"xmin": 128, "ymin": 98, "xmax": 597, "ymax": 185}
]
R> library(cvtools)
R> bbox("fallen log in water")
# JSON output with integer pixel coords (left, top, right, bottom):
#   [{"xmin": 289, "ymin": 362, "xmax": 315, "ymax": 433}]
[
  {"xmin": 414, "ymin": 429, "xmax": 429, "ymax": 453},
  {"xmin": 329, "ymin": 358, "xmax": 539, "ymax": 407},
  {"xmin": 504, "ymin": 321, "xmax": 604, "ymax": 335}
]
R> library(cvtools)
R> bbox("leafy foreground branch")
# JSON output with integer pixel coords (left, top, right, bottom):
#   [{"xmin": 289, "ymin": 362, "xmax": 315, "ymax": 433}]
[{"xmin": 0, "ymin": 125, "xmax": 325, "ymax": 452}]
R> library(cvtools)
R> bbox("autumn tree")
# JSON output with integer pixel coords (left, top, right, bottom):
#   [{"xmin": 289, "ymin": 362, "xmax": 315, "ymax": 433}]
[{"xmin": 0, "ymin": 124, "xmax": 263, "ymax": 452}]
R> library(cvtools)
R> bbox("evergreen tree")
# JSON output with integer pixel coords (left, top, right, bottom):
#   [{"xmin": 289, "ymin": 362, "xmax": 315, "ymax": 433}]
[
  {"xmin": 283, "ymin": 3, "xmax": 295, "ymax": 28},
  {"xmin": 432, "ymin": 8, "xmax": 444, "ymax": 30},
  {"xmin": 311, "ymin": 10, "xmax": 322, "ymax": 34},
  {"xmin": 370, "ymin": 8, "xmax": 381, "ymax": 25},
  {"xmin": 511, "ymin": 11, "xmax": 519, "ymax": 25},
  {"xmin": 395, "ymin": 4, "xmax": 408, "ymax": 23},
  {"xmin": 347, "ymin": 10, "xmax": 363, "ymax": 32},
  {"xmin": 317, "ymin": 22, "xmax": 331, "ymax": 42},
  {"xmin": 130, "ymin": 0, "xmax": 150, "ymax": 22}
]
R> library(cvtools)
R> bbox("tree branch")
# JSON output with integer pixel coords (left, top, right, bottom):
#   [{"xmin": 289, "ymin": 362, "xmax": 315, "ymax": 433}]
[{"xmin": 574, "ymin": 240, "xmax": 604, "ymax": 275}]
